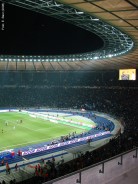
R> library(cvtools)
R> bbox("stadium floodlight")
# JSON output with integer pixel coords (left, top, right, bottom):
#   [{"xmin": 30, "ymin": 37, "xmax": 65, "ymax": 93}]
[
  {"xmin": 90, "ymin": 16, "xmax": 99, "ymax": 21},
  {"xmin": 92, "ymin": 18, "xmax": 99, "ymax": 21},
  {"xmin": 75, "ymin": 10, "xmax": 84, "ymax": 15}
]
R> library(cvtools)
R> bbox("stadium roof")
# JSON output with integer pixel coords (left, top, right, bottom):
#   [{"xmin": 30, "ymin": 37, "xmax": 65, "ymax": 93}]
[{"xmin": 0, "ymin": 0, "xmax": 138, "ymax": 71}]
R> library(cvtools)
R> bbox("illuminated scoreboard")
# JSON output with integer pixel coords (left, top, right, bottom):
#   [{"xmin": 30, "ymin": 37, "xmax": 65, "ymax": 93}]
[{"xmin": 119, "ymin": 69, "xmax": 136, "ymax": 80}]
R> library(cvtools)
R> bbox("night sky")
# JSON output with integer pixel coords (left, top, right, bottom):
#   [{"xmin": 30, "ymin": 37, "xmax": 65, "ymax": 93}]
[{"xmin": 0, "ymin": 2, "xmax": 104, "ymax": 55}]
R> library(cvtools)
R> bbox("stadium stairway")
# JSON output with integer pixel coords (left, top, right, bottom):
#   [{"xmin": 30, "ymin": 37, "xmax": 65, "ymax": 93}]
[{"xmin": 0, "ymin": 168, "xmax": 34, "ymax": 184}]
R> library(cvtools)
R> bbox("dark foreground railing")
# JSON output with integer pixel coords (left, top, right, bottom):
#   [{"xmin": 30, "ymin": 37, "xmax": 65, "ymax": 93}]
[{"xmin": 44, "ymin": 147, "xmax": 138, "ymax": 184}]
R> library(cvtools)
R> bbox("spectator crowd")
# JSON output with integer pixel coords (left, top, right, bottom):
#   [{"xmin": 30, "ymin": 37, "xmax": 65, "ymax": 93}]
[{"xmin": 0, "ymin": 71, "xmax": 137, "ymax": 183}]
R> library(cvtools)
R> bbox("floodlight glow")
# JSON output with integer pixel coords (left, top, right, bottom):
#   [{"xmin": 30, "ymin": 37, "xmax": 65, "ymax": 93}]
[
  {"xmin": 75, "ymin": 10, "xmax": 84, "ymax": 14},
  {"xmin": 0, "ymin": 0, "xmax": 134, "ymax": 63}
]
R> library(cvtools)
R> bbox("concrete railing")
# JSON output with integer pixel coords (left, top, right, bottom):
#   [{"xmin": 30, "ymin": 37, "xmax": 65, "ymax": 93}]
[{"xmin": 44, "ymin": 147, "xmax": 138, "ymax": 184}]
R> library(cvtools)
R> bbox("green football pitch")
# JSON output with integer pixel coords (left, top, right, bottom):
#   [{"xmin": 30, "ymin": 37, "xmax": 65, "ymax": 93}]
[{"xmin": 0, "ymin": 111, "xmax": 95, "ymax": 151}]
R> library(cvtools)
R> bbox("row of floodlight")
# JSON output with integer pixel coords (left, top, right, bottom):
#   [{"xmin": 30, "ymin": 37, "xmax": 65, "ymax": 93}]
[
  {"xmin": 0, "ymin": 48, "xmax": 133, "ymax": 62},
  {"xmin": 0, "ymin": 38, "xmax": 133, "ymax": 62},
  {"xmin": 0, "ymin": 45, "xmax": 133, "ymax": 62}
]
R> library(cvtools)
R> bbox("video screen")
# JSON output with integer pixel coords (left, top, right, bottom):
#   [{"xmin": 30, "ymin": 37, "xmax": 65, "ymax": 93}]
[{"xmin": 119, "ymin": 69, "xmax": 136, "ymax": 80}]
